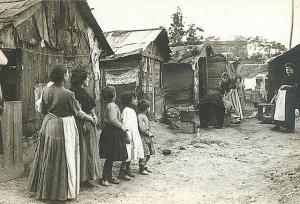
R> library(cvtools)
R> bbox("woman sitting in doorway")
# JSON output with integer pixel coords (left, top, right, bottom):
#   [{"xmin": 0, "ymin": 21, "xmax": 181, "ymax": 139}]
[{"xmin": 219, "ymin": 72, "xmax": 243, "ymax": 124}]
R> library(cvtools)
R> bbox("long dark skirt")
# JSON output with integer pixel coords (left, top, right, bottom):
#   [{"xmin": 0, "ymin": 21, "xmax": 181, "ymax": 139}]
[
  {"xmin": 28, "ymin": 114, "xmax": 80, "ymax": 201},
  {"xmin": 76, "ymin": 119, "xmax": 101, "ymax": 182},
  {"xmin": 99, "ymin": 124, "xmax": 128, "ymax": 161},
  {"xmin": 28, "ymin": 115, "xmax": 68, "ymax": 200}
]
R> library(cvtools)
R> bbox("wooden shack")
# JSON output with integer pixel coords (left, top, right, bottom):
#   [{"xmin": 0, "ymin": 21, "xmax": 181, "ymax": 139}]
[
  {"xmin": 100, "ymin": 28, "xmax": 171, "ymax": 120},
  {"xmin": 208, "ymin": 40, "xmax": 248, "ymax": 60},
  {"xmin": 165, "ymin": 44, "xmax": 238, "ymax": 105},
  {"xmin": 0, "ymin": 0, "xmax": 113, "ymax": 136},
  {"xmin": 162, "ymin": 63, "xmax": 193, "ymax": 105}
]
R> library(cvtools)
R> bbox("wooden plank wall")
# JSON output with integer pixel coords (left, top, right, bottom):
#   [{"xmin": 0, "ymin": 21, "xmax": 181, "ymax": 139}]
[
  {"xmin": 12, "ymin": 0, "xmax": 104, "ymax": 136},
  {"xmin": 142, "ymin": 41, "xmax": 165, "ymax": 120},
  {"xmin": 0, "ymin": 101, "xmax": 24, "ymax": 183}
]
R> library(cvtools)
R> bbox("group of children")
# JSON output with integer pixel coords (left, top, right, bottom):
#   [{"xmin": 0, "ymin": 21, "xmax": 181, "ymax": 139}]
[{"xmin": 99, "ymin": 85, "xmax": 155, "ymax": 186}]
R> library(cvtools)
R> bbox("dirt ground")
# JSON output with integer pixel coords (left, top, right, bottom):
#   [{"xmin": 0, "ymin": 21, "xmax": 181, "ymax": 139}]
[{"xmin": 0, "ymin": 118, "xmax": 300, "ymax": 204}]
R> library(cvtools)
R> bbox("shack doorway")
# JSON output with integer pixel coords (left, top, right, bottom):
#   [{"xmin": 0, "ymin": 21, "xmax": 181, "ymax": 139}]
[
  {"xmin": 0, "ymin": 49, "xmax": 20, "ymax": 163},
  {"xmin": 0, "ymin": 49, "xmax": 20, "ymax": 101}
]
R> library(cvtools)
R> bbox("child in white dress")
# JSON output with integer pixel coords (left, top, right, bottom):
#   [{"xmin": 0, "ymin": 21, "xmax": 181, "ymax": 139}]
[{"xmin": 119, "ymin": 91, "xmax": 144, "ymax": 180}]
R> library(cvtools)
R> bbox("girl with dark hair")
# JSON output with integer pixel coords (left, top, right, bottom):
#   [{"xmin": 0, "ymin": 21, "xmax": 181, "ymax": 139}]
[
  {"xmin": 28, "ymin": 65, "xmax": 94, "ymax": 201},
  {"xmin": 271, "ymin": 63, "xmax": 298, "ymax": 133},
  {"xmin": 99, "ymin": 86, "xmax": 128, "ymax": 186},
  {"xmin": 69, "ymin": 69, "xmax": 101, "ymax": 187},
  {"xmin": 137, "ymin": 99, "xmax": 155, "ymax": 175},
  {"xmin": 119, "ymin": 91, "xmax": 144, "ymax": 179}
]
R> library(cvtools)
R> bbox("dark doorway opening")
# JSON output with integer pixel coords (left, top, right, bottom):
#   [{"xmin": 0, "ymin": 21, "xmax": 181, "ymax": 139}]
[{"xmin": 0, "ymin": 49, "xmax": 19, "ymax": 156}]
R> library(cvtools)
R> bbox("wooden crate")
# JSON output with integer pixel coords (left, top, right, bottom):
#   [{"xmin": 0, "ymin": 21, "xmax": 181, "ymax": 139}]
[
  {"xmin": 257, "ymin": 103, "xmax": 275, "ymax": 123},
  {"xmin": 180, "ymin": 110, "xmax": 195, "ymax": 122},
  {"xmin": 172, "ymin": 120, "xmax": 195, "ymax": 134},
  {"xmin": 0, "ymin": 101, "xmax": 24, "ymax": 183}
]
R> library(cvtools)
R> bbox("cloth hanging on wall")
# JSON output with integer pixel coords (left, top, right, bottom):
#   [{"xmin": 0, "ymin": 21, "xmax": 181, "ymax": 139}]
[
  {"xmin": 87, "ymin": 27, "xmax": 102, "ymax": 101},
  {"xmin": 105, "ymin": 69, "xmax": 139, "ymax": 85}
]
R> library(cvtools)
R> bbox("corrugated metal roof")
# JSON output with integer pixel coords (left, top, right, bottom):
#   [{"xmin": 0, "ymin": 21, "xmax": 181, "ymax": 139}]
[
  {"xmin": 103, "ymin": 28, "xmax": 171, "ymax": 60},
  {"xmin": 169, "ymin": 43, "xmax": 213, "ymax": 64},
  {"xmin": 0, "ymin": 0, "xmax": 41, "ymax": 29}
]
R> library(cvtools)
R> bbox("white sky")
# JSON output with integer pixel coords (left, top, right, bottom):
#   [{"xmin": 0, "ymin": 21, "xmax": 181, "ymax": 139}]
[{"xmin": 88, "ymin": 0, "xmax": 300, "ymax": 48}]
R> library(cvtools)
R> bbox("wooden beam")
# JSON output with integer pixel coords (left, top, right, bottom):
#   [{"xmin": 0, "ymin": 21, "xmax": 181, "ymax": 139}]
[{"xmin": 141, "ymin": 52, "xmax": 163, "ymax": 62}]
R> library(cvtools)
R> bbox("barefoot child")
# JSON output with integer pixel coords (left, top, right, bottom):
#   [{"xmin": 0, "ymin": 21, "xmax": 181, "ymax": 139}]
[
  {"xmin": 119, "ymin": 91, "xmax": 144, "ymax": 180},
  {"xmin": 138, "ymin": 99, "xmax": 155, "ymax": 175}
]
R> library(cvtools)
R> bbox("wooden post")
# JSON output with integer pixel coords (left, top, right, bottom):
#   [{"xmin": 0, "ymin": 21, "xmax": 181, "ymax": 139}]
[
  {"xmin": 0, "ymin": 101, "xmax": 24, "ymax": 183},
  {"xmin": 289, "ymin": 0, "xmax": 294, "ymax": 49}
]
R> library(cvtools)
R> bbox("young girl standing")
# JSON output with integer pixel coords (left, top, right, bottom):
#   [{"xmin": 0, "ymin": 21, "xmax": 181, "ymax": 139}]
[
  {"xmin": 119, "ymin": 91, "xmax": 144, "ymax": 180},
  {"xmin": 137, "ymin": 99, "xmax": 155, "ymax": 175},
  {"xmin": 99, "ymin": 86, "xmax": 128, "ymax": 186}
]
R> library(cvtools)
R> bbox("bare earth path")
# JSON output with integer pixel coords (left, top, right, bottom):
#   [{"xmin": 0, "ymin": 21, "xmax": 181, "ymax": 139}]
[{"xmin": 0, "ymin": 119, "xmax": 300, "ymax": 204}]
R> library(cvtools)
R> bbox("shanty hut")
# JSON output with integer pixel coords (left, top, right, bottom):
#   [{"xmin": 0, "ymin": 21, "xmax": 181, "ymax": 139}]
[
  {"xmin": 100, "ymin": 28, "xmax": 171, "ymax": 120},
  {"xmin": 0, "ymin": 0, "xmax": 113, "ymax": 137},
  {"xmin": 164, "ymin": 44, "xmax": 213, "ymax": 105},
  {"xmin": 268, "ymin": 44, "xmax": 300, "ymax": 107},
  {"xmin": 208, "ymin": 40, "xmax": 248, "ymax": 60},
  {"xmin": 164, "ymin": 44, "xmax": 238, "ymax": 105}
]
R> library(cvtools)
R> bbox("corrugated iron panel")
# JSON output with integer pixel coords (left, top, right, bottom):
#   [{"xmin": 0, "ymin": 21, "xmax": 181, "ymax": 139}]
[
  {"xmin": 169, "ymin": 44, "xmax": 211, "ymax": 64},
  {"xmin": 0, "ymin": 0, "xmax": 40, "ymax": 23},
  {"xmin": 104, "ymin": 29, "xmax": 163, "ymax": 59}
]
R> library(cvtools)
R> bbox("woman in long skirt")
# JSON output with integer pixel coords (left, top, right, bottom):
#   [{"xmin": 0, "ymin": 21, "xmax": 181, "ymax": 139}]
[
  {"xmin": 271, "ymin": 63, "xmax": 298, "ymax": 133},
  {"xmin": 28, "ymin": 65, "xmax": 95, "ymax": 201},
  {"xmin": 70, "ymin": 69, "xmax": 101, "ymax": 187}
]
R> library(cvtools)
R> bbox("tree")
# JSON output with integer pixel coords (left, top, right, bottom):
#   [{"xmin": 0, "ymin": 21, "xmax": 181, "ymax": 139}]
[
  {"xmin": 168, "ymin": 7, "xmax": 204, "ymax": 46},
  {"xmin": 247, "ymin": 36, "xmax": 287, "ymax": 60},
  {"xmin": 185, "ymin": 23, "xmax": 204, "ymax": 44},
  {"xmin": 168, "ymin": 7, "xmax": 185, "ymax": 46},
  {"xmin": 204, "ymin": 36, "xmax": 220, "ymax": 41}
]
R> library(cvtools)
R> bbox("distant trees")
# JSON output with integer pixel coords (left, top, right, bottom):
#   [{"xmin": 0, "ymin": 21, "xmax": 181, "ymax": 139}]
[
  {"xmin": 167, "ymin": 7, "xmax": 287, "ymax": 62},
  {"xmin": 168, "ymin": 7, "xmax": 204, "ymax": 46},
  {"xmin": 247, "ymin": 36, "xmax": 287, "ymax": 61}
]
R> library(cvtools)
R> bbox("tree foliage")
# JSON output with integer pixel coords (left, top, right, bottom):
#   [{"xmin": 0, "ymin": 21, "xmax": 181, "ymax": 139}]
[
  {"xmin": 247, "ymin": 36, "xmax": 287, "ymax": 61},
  {"xmin": 168, "ymin": 7, "xmax": 185, "ymax": 46},
  {"xmin": 168, "ymin": 7, "xmax": 204, "ymax": 46}
]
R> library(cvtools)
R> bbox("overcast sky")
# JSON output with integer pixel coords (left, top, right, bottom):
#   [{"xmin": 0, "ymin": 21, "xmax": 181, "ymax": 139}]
[{"xmin": 88, "ymin": 0, "xmax": 300, "ymax": 48}]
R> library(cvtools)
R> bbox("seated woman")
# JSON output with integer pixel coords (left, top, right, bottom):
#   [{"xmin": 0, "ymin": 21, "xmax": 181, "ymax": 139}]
[
  {"xmin": 219, "ymin": 72, "xmax": 243, "ymax": 124},
  {"xmin": 271, "ymin": 63, "xmax": 298, "ymax": 133}
]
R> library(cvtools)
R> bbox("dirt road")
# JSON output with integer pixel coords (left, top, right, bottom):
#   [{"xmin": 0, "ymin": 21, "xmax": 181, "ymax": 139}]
[{"xmin": 0, "ymin": 118, "xmax": 300, "ymax": 204}]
